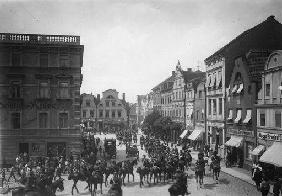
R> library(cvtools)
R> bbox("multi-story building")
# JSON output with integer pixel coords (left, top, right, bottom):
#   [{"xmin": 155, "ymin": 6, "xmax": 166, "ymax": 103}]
[
  {"xmin": 186, "ymin": 77, "xmax": 206, "ymax": 149},
  {"xmin": 225, "ymin": 50, "xmax": 271, "ymax": 169},
  {"xmin": 256, "ymin": 51, "xmax": 282, "ymax": 152},
  {"xmin": 129, "ymin": 103, "xmax": 137, "ymax": 129},
  {"xmin": 97, "ymin": 89, "xmax": 128, "ymax": 132},
  {"xmin": 171, "ymin": 62, "xmax": 185, "ymax": 125},
  {"xmin": 136, "ymin": 95, "xmax": 147, "ymax": 125},
  {"xmin": 80, "ymin": 93, "xmax": 100, "ymax": 131},
  {"xmin": 0, "ymin": 33, "xmax": 84, "ymax": 163},
  {"xmin": 205, "ymin": 15, "xmax": 282, "ymax": 158}
]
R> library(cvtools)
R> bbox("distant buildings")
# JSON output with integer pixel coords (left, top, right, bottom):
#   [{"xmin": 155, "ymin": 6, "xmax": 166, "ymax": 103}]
[
  {"xmin": 0, "ymin": 33, "xmax": 84, "ymax": 163},
  {"xmin": 80, "ymin": 89, "xmax": 130, "ymax": 132},
  {"xmin": 144, "ymin": 15, "xmax": 282, "ymax": 171}
]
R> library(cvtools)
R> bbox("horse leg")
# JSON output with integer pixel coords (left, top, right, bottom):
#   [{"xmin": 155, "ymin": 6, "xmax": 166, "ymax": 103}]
[
  {"xmin": 128, "ymin": 173, "xmax": 129, "ymax": 183},
  {"xmin": 132, "ymin": 172, "xmax": 134, "ymax": 182}
]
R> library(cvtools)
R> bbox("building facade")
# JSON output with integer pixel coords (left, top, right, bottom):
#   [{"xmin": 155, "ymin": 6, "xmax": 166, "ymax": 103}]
[
  {"xmin": 256, "ymin": 51, "xmax": 282, "ymax": 149},
  {"xmin": 205, "ymin": 57, "xmax": 225, "ymax": 158},
  {"xmin": 81, "ymin": 93, "xmax": 97, "ymax": 131},
  {"xmin": 205, "ymin": 15, "xmax": 282, "ymax": 158},
  {"xmin": 97, "ymin": 89, "xmax": 128, "ymax": 132},
  {"xmin": 0, "ymin": 33, "xmax": 84, "ymax": 163}
]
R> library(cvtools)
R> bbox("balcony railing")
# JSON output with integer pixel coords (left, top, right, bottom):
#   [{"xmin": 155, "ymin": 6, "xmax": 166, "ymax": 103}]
[
  {"xmin": 0, "ymin": 33, "xmax": 80, "ymax": 45},
  {"xmin": 0, "ymin": 128, "xmax": 80, "ymax": 136}
]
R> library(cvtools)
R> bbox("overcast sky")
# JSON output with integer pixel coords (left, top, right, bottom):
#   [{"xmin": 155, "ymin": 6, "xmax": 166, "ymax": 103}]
[{"xmin": 0, "ymin": 0, "xmax": 281, "ymax": 103}]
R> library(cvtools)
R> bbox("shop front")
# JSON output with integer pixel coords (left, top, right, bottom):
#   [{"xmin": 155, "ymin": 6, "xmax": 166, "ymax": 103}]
[
  {"xmin": 188, "ymin": 127, "xmax": 205, "ymax": 150},
  {"xmin": 225, "ymin": 135, "xmax": 244, "ymax": 167},
  {"xmin": 207, "ymin": 121, "xmax": 225, "ymax": 158}
]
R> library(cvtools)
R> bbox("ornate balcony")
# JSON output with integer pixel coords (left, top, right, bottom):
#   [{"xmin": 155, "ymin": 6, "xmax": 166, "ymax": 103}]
[{"xmin": 0, "ymin": 33, "xmax": 80, "ymax": 45}]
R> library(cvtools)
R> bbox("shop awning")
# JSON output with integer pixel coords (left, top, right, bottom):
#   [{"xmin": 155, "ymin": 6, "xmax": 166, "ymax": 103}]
[
  {"xmin": 180, "ymin": 129, "xmax": 189, "ymax": 139},
  {"xmin": 260, "ymin": 142, "xmax": 282, "ymax": 167},
  {"xmin": 236, "ymin": 83, "xmax": 244, "ymax": 94},
  {"xmin": 187, "ymin": 129, "xmax": 204, "ymax": 141},
  {"xmin": 225, "ymin": 136, "xmax": 243, "ymax": 147},
  {"xmin": 243, "ymin": 110, "xmax": 252, "ymax": 124},
  {"xmin": 231, "ymin": 85, "xmax": 238, "ymax": 94},
  {"xmin": 226, "ymin": 86, "xmax": 230, "ymax": 96},
  {"xmin": 234, "ymin": 110, "xmax": 242, "ymax": 123},
  {"xmin": 227, "ymin": 110, "xmax": 233, "ymax": 120},
  {"xmin": 250, "ymin": 145, "xmax": 265, "ymax": 156}
]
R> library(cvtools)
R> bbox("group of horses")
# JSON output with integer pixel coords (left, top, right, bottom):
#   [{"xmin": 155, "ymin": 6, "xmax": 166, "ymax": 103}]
[{"xmin": 67, "ymin": 159, "xmax": 137, "ymax": 195}]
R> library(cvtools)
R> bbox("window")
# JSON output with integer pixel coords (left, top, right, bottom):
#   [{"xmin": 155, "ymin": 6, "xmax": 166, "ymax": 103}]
[
  {"xmin": 12, "ymin": 53, "xmax": 21, "ymax": 66},
  {"xmin": 196, "ymin": 110, "xmax": 199, "ymax": 120},
  {"xmin": 219, "ymin": 98, "xmax": 222, "ymax": 115},
  {"xmin": 213, "ymin": 99, "xmax": 217, "ymax": 115},
  {"xmin": 39, "ymin": 113, "xmax": 48, "ymax": 128},
  {"xmin": 265, "ymin": 83, "xmax": 270, "ymax": 97},
  {"xmin": 59, "ymin": 82, "xmax": 69, "ymax": 98},
  {"xmin": 10, "ymin": 81, "xmax": 21, "ymax": 98},
  {"xmin": 105, "ymin": 110, "xmax": 109, "ymax": 118},
  {"xmin": 86, "ymin": 100, "xmax": 90, "ymax": 107},
  {"xmin": 112, "ymin": 101, "xmax": 115, "ymax": 107},
  {"xmin": 106, "ymin": 101, "xmax": 110, "ymax": 107},
  {"xmin": 59, "ymin": 113, "xmax": 68, "ymax": 128},
  {"xmin": 118, "ymin": 110, "xmax": 121, "ymax": 118},
  {"xmin": 11, "ymin": 112, "xmax": 20, "ymax": 129},
  {"xmin": 40, "ymin": 53, "xmax": 48, "ymax": 67},
  {"xmin": 260, "ymin": 112, "xmax": 265, "ymax": 126},
  {"xmin": 90, "ymin": 110, "xmax": 94, "ymax": 118},
  {"xmin": 39, "ymin": 82, "xmax": 50, "ymax": 98},
  {"xmin": 111, "ymin": 110, "xmax": 115, "ymax": 118},
  {"xmin": 275, "ymin": 111, "xmax": 281, "ymax": 128},
  {"xmin": 83, "ymin": 110, "xmax": 86, "ymax": 118},
  {"xmin": 99, "ymin": 110, "xmax": 103, "ymax": 117},
  {"xmin": 59, "ymin": 54, "xmax": 70, "ymax": 67},
  {"xmin": 199, "ymin": 90, "xmax": 202, "ymax": 98},
  {"xmin": 208, "ymin": 99, "xmax": 212, "ymax": 115}
]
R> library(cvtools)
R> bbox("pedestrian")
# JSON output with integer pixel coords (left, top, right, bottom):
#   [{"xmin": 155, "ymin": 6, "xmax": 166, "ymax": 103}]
[
  {"xmin": 273, "ymin": 176, "xmax": 281, "ymax": 196},
  {"xmin": 260, "ymin": 177, "xmax": 270, "ymax": 196},
  {"xmin": 8, "ymin": 165, "xmax": 17, "ymax": 182}
]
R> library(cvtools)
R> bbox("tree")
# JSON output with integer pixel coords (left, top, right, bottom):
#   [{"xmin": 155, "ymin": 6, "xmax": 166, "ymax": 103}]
[{"xmin": 142, "ymin": 109, "xmax": 161, "ymax": 134}]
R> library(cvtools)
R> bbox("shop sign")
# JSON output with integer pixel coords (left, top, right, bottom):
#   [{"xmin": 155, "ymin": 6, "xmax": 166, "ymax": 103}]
[
  {"xmin": 31, "ymin": 143, "xmax": 45, "ymax": 156},
  {"xmin": 227, "ymin": 128, "xmax": 253, "ymax": 136},
  {"xmin": 258, "ymin": 132, "xmax": 282, "ymax": 141}
]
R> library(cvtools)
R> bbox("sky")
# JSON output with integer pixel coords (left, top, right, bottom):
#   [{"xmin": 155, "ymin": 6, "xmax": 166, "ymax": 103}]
[{"xmin": 0, "ymin": 0, "xmax": 282, "ymax": 103}]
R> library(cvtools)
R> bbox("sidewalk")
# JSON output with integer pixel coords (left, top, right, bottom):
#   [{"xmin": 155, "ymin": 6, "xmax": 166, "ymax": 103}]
[{"xmin": 189, "ymin": 149, "xmax": 274, "ymax": 195}]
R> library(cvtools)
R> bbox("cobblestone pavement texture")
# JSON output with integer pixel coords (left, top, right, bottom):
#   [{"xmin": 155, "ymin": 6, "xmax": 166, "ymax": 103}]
[{"xmin": 1, "ymin": 132, "xmax": 262, "ymax": 196}]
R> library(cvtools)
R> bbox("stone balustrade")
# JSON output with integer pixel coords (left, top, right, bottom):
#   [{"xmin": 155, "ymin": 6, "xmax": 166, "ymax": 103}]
[{"xmin": 0, "ymin": 33, "xmax": 80, "ymax": 45}]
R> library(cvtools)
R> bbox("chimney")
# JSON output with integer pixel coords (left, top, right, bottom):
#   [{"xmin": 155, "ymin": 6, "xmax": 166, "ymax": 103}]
[
  {"xmin": 97, "ymin": 94, "xmax": 100, "ymax": 101},
  {"xmin": 187, "ymin": 68, "xmax": 192, "ymax": 72},
  {"xmin": 123, "ymin": 93, "xmax": 125, "ymax": 101},
  {"xmin": 172, "ymin": 71, "xmax": 175, "ymax": 76}
]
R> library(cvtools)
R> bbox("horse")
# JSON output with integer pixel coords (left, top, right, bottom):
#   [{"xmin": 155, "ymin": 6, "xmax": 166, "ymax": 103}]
[
  {"xmin": 149, "ymin": 165, "xmax": 160, "ymax": 184},
  {"xmin": 104, "ymin": 165, "xmax": 115, "ymax": 187},
  {"xmin": 123, "ymin": 160, "xmax": 135, "ymax": 183},
  {"xmin": 88, "ymin": 170, "xmax": 104, "ymax": 195},
  {"xmin": 136, "ymin": 166, "xmax": 150, "ymax": 188}
]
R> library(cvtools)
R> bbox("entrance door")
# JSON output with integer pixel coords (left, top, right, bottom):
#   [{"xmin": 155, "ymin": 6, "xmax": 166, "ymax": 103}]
[{"xmin": 19, "ymin": 143, "xmax": 29, "ymax": 154}]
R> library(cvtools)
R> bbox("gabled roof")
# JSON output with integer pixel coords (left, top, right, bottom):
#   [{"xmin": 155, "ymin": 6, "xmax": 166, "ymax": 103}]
[
  {"xmin": 182, "ymin": 70, "xmax": 205, "ymax": 83},
  {"xmin": 152, "ymin": 74, "xmax": 175, "ymax": 91},
  {"xmin": 205, "ymin": 16, "xmax": 282, "ymax": 63}
]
